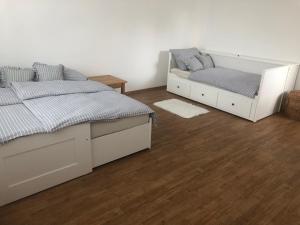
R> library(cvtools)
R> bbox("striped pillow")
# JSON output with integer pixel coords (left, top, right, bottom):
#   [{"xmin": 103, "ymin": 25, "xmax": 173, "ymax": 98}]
[
  {"xmin": 33, "ymin": 62, "xmax": 64, "ymax": 81},
  {"xmin": 196, "ymin": 54, "xmax": 215, "ymax": 69},
  {"xmin": 0, "ymin": 66, "xmax": 35, "ymax": 88},
  {"xmin": 63, "ymin": 67, "xmax": 87, "ymax": 81},
  {"xmin": 180, "ymin": 55, "xmax": 204, "ymax": 72},
  {"xmin": 170, "ymin": 48, "xmax": 202, "ymax": 71}
]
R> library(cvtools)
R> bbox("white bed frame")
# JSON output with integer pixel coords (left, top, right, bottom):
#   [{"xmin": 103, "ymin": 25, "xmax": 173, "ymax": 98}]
[
  {"xmin": 167, "ymin": 50, "xmax": 299, "ymax": 122},
  {"xmin": 0, "ymin": 119, "xmax": 152, "ymax": 206}
]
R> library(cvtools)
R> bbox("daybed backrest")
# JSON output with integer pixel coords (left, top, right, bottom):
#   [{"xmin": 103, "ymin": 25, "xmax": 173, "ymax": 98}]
[
  {"xmin": 169, "ymin": 50, "xmax": 284, "ymax": 74},
  {"xmin": 206, "ymin": 52, "xmax": 282, "ymax": 74},
  {"xmin": 205, "ymin": 51, "xmax": 299, "ymax": 92}
]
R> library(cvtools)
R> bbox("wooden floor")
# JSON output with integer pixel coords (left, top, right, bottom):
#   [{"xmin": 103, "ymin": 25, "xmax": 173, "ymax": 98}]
[{"xmin": 1, "ymin": 88, "xmax": 300, "ymax": 225}]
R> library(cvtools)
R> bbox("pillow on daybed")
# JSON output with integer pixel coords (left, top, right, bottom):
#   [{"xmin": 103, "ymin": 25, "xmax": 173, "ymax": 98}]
[
  {"xmin": 170, "ymin": 48, "xmax": 202, "ymax": 71},
  {"xmin": 180, "ymin": 55, "xmax": 204, "ymax": 72},
  {"xmin": 196, "ymin": 54, "xmax": 215, "ymax": 69},
  {"xmin": 63, "ymin": 67, "xmax": 87, "ymax": 81},
  {"xmin": 0, "ymin": 66, "xmax": 35, "ymax": 87},
  {"xmin": 33, "ymin": 62, "xmax": 64, "ymax": 81},
  {"xmin": 170, "ymin": 68, "xmax": 191, "ymax": 79}
]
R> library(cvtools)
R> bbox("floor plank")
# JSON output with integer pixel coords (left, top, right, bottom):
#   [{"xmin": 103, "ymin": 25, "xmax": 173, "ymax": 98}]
[{"xmin": 1, "ymin": 88, "xmax": 300, "ymax": 225}]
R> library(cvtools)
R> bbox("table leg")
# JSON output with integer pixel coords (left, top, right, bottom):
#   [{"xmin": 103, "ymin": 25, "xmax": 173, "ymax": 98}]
[{"xmin": 121, "ymin": 83, "xmax": 126, "ymax": 94}]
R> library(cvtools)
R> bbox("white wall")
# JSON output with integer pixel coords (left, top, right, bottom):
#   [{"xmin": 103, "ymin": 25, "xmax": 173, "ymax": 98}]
[
  {"xmin": 2, "ymin": 0, "xmax": 300, "ymax": 90},
  {"xmin": 0, "ymin": 0, "xmax": 207, "ymax": 91},
  {"xmin": 202, "ymin": 0, "xmax": 300, "ymax": 89}
]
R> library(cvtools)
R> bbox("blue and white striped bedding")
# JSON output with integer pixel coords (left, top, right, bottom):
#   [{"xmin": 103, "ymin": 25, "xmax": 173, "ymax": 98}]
[
  {"xmin": 23, "ymin": 91, "xmax": 153, "ymax": 132},
  {"xmin": 11, "ymin": 80, "xmax": 112, "ymax": 100},
  {"xmin": 0, "ymin": 67, "xmax": 35, "ymax": 88},
  {"xmin": 0, "ymin": 88, "xmax": 22, "ymax": 105},
  {"xmin": 0, "ymin": 104, "xmax": 45, "ymax": 142},
  {"xmin": 0, "ymin": 81, "xmax": 153, "ymax": 143}
]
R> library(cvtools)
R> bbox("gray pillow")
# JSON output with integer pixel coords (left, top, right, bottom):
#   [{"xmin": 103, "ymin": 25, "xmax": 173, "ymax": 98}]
[
  {"xmin": 63, "ymin": 67, "xmax": 87, "ymax": 81},
  {"xmin": 33, "ymin": 62, "xmax": 64, "ymax": 81},
  {"xmin": 170, "ymin": 48, "xmax": 202, "ymax": 71},
  {"xmin": 180, "ymin": 55, "xmax": 204, "ymax": 72},
  {"xmin": 196, "ymin": 54, "xmax": 215, "ymax": 69},
  {"xmin": 0, "ymin": 66, "xmax": 35, "ymax": 87}
]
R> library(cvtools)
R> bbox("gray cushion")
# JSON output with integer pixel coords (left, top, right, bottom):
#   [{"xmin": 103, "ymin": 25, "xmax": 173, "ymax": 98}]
[
  {"xmin": 64, "ymin": 67, "xmax": 87, "ymax": 81},
  {"xmin": 170, "ymin": 48, "xmax": 202, "ymax": 71},
  {"xmin": 33, "ymin": 62, "xmax": 64, "ymax": 81},
  {"xmin": 0, "ymin": 66, "xmax": 35, "ymax": 87},
  {"xmin": 180, "ymin": 55, "xmax": 204, "ymax": 72},
  {"xmin": 189, "ymin": 67, "xmax": 261, "ymax": 98},
  {"xmin": 196, "ymin": 54, "xmax": 215, "ymax": 69}
]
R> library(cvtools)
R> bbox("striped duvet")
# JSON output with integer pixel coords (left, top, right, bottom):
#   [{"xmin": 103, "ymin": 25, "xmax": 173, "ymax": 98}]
[{"xmin": 0, "ymin": 81, "xmax": 153, "ymax": 143}]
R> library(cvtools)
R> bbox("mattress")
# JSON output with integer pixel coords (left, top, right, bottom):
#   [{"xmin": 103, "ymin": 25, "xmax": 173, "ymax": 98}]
[
  {"xmin": 170, "ymin": 68, "xmax": 191, "ymax": 79},
  {"xmin": 0, "ymin": 81, "xmax": 153, "ymax": 143},
  {"xmin": 189, "ymin": 67, "xmax": 262, "ymax": 98},
  {"xmin": 91, "ymin": 115, "xmax": 149, "ymax": 139}
]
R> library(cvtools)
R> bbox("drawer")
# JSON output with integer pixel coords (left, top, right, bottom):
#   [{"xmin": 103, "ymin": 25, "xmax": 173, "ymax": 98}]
[
  {"xmin": 167, "ymin": 77, "xmax": 191, "ymax": 98},
  {"xmin": 190, "ymin": 83, "xmax": 218, "ymax": 107},
  {"xmin": 217, "ymin": 92, "xmax": 253, "ymax": 118}
]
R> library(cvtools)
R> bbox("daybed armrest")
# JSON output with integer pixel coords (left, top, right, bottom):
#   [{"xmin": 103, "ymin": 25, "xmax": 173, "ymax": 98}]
[{"xmin": 254, "ymin": 66, "xmax": 291, "ymax": 121}]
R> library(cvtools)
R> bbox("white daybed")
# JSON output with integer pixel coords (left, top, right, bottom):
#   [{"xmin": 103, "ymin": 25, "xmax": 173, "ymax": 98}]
[
  {"xmin": 0, "ymin": 117, "xmax": 152, "ymax": 206},
  {"xmin": 167, "ymin": 50, "xmax": 299, "ymax": 122}
]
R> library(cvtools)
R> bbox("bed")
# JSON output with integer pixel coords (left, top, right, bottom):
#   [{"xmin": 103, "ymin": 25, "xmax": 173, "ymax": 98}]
[
  {"xmin": 0, "ymin": 81, "xmax": 153, "ymax": 206},
  {"xmin": 167, "ymin": 50, "xmax": 299, "ymax": 121}
]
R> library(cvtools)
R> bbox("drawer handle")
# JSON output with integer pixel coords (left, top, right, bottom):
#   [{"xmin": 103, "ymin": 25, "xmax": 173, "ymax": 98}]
[
  {"xmin": 177, "ymin": 85, "xmax": 180, "ymax": 89},
  {"xmin": 232, "ymin": 103, "xmax": 235, "ymax": 106},
  {"xmin": 202, "ymin": 93, "xmax": 205, "ymax": 96}
]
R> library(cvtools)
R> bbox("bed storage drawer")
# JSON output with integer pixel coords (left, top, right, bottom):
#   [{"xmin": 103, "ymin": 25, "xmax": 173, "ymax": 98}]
[
  {"xmin": 167, "ymin": 77, "xmax": 191, "ymax": 98},
  {"xmin": 217, "ymin": 92, "xmax": 253, "ymax": 118},
  {"xmin": 92, "ymin": 121, "xmax": 151, "ymax": 167},
  {"xmin": 190, "ymin": 83, "xmax": 218, "ymax": 107}
]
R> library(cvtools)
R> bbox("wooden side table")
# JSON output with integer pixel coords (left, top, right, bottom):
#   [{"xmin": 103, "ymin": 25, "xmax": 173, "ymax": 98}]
[{"xmin": 89, "ymin": 75, "xmax": 127, "ymax": 94}]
